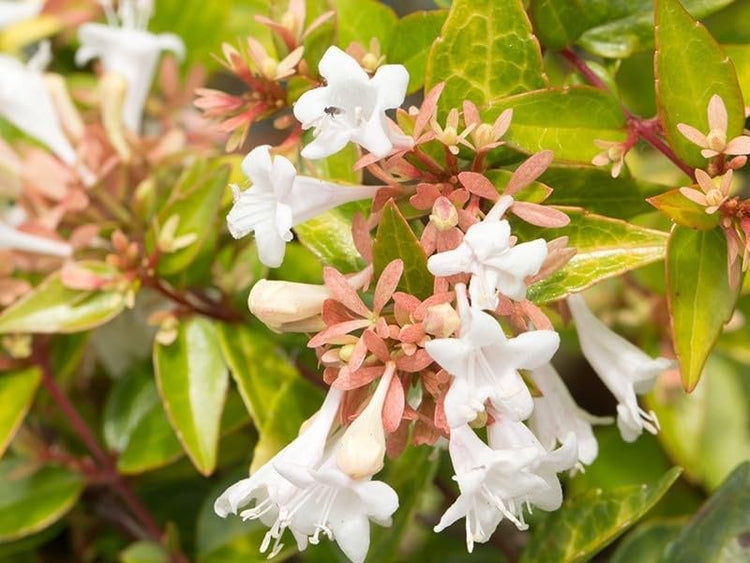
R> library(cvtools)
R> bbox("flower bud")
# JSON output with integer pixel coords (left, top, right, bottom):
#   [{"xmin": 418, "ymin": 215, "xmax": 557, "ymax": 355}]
[
  {"xmin": 422, "ymin": 302, "xmax": 460, "ymax": 338},
  {"xmin": 248, "ymin": 279, "xmax": 329, "ymax": 333},
  {"xmin": 429, "ymin": 196, "xmax": 459, "ymax": 231},
  {"xmin": 336, "ymin": 363, "xmax": 394, "ymax": 479},
  {"xmin": 99, "ymin": 72, "xmax": 131, "ymax": 162}
]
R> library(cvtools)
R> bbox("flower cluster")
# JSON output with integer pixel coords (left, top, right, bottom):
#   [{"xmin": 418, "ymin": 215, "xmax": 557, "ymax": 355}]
[{"xmin": 214, "ymin": 46, "xmax": 673, "ymax": 560}]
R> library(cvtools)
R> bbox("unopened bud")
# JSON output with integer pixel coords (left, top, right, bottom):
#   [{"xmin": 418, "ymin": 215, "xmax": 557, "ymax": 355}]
[
  {"xmin": 473, "ymin": 123, "xmax": 495, "ymax": 149},
  {"xmin": 99, "ymin": 73, "xmax": 131, "ymax": 162},
  {"xmin": 338, "ymin": 343, "xmax": 355, "ymax": 362},
  {"xmin": 468, "ymin": 410, "xmax": 488, "ymax": 429},
  {"xmin": 336, "ymin": 364, "xmax": 394, "ymax": 479},
  {"xmin": 260, "ymin": 57, "xmax": 279, "ymax": 80},
  {"xmin": 429, "ymin": 196, "xmax": 459, "ymax": 231},
  {"xmin": 422, "ymin": 302, "xmax": 460, "ymax": 338},
  {"xmin": 361, "ymin": 53, "xmax": 379, "ymax": 73},
  {"xmin": 248, "ymin": 279, "xmax": 329, "ymax": 333}
]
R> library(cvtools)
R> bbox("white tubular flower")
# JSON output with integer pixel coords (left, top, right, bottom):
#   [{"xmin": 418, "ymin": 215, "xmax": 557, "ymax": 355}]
[
  {"xmin": 427, "ymin": 196, "xmax": 548, "ymax": 309},
  {"xmin": 0, "ymin": 221, "xmax": 71, "ymax": 257},
  {"xmin": 293, "ymin": 46, "xmax": 409, "ymax": 159},
  {"xmin": 567, "ymin": 293, "xmax": 673, "ymax": 442},
  {"xmin": 528, "ymin": 363, "xmax": 608, "ymax": 467},
  {"xmin": 425, "ymin": 284, "xmax": 559, "ymax": 427},
  {"xmin": 487, "ymin": 414, "xmax": 577, "ymax": 513},
  {"xmin": 0, "ymin": 51, "xmax": 78, "ymax": 167},
  {"xmin": 434, "ymin": 424, "xmax": 545, "ymax": 552},
  {"xmin": 213, "ymin": 387, "xmax": 342, "ymax": 519},
  {"xmin": 227, "ymin": 145, "xmax": 381, "ymax": 268},
  {"xmin": 0, "ymin": 0, "xmax": 42, "ymax": 30},
  {"xmin": 271, "ymin": 447, "xmax": 399, "ymax": 563},
  {"xmin": 336, "ymin": 362, "xmax": 394, "ymax": 479},
  {"xmin": 248, "ymin": 279, "xmax": 330, "ymax": 333},
  {"xmin": 75, "ymin": 0, "xmax": 185, "ymax": 132}
]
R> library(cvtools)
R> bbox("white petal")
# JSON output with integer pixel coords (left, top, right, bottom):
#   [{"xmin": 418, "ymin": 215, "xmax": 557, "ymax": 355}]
[
  {"xmin": 370, "ymin": 64, "xmax": 409, "ymax": 109},
  {"xmin": 293, "ymin": 86, "xmax": 333, "ymax": 126},
  {"xmin": 351, "ymin": 113, "xmax": 392, "ymax": 157},
  {"xmin": 505, "ymin": 330, "xmax": 560, "ymax": 370},
  {"xmin": 318, "ymin": 46, "xmax": 368, "ymax": 85},
  {"xmin": 427, "ymin": 243, "xmax": 474, "ymax": 277},
  {"xmin": 300, "ymin": 127, "xmax": 352, "ymax": 160},
  {"xmin": 331, "ymin": 514, "xmax": 371, "ymax": 563}
]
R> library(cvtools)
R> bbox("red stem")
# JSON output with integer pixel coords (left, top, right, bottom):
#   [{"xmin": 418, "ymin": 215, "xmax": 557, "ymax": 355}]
[
  {"xmin": 560, "ymin": 48, "xmax": 696, "ymax": 180},
  {"xmin": 33, "ymin": 342, "xmax": 189, "ymax": 563}
]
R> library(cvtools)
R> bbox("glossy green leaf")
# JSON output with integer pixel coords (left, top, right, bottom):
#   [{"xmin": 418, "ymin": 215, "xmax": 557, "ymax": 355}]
[
  {"xmin": 150, "ymin": 160, "xmax": 230, "ymax": 276},
  {"xmin": 0, "ymin": 368, "xmax": 40, "ymax": 459},
  {"xmin": 514, "ymin": 209, "xmax": 669, "ymax": 303},
  {"xmin": 483, "ymin": 87, "xmax": 626, "ymax": 162},
  {"xmin": 522, "ymin": 467, "xmax": 682, "ymax": 563},
  {"xmin": 578, "ymin": 0, "xmax": 733, "ymax": 58},
  {"xmin": 647, "ymin": 354, "xmax": 750, "ymax": 490},
  {"xmin": 611, "ymin": 519, "xmax": 685, "ymax": 563},
  {"xmin": 304, "ymin": 142, "xmax": 362, "ymax": 184},
  {"xmin": 335, "ymin": 0, "xmax": 397, "ymax": 51},
  {"xmin": 424, "ymin": 0, "xmax": 546, "ymax": 112},
  {"xmin": 529, "ymin": 0, "xmax": 589, "ymax": 49},
  {"xmin": 154, "ymin": 317, "xmax": 229, "ymax": 475},
  {"xmin": 103, "ymin": 369, "xmax": 159, "ymax": 453},
  {"xmin": 664, "ymin": 462, "xmax": 750, "ymax": 562},
  {"xmin": 373, "ymin": 200, "xmax": 433, "ymax": 300},
  {"xmin": 0, "ymin": 262, "xmax": 129, "ymax": 335},
  {"xmin": 295, "ymin": 210, "xmax": 362, "ymax": 273},
  {"xmin": 724, "ymin": 44, "xmax": 750, "ymax": 105},
  {"xmin": 705, "ymin": 0, "xmax": 750, "ymax": 43},
  {"xmin": 0, "ymin": 460, "xmax": 84, "ymax": 541},
  {"xmin": 615, "ymin": 51, "xmax": 658, "ymax": 117},
  {"xmin": 655, "ymin": 0, "xmax": 745, "ymax": 168},
  {"xmin": 647, "ymin": 189, "xmax": 721, "ymax": 230},
  {"xmin": 388, "ymin": 10, "xmax": 447, "ymax": 94},
  {"xmin": 120, "ymin": 541, "xmax": 169, "ymax": 563},
  {"xmin": 667, "ymin": 226, "xmax": 738, "ymax": 391}
]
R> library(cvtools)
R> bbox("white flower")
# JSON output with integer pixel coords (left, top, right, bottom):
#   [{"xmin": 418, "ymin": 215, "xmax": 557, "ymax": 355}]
[
  {"xmin": 0, "ymin": 49, "xmax": 78, "ymax": 167},
  {"xmin": 427, "ymin": 196, "xmax": 548, "ymax": 309},
  {"xmin": 567, "ymin": 293, "xmax": 673, "ymax": 442},
  {"xmin": 0, "ymin": 0, "xmax": 42, "ymax": 30},
  {"xmin": 424, "ymin": 284, "xmax": 559, "ymax": 427},
  {"xmin": 434, "ymin": 424, "xmax": 546, "ymax": 552},
  {"xmin": 0, "ymin": 205, "xmax": 71, "ymax": 257},
  {"xmin": 487, "ymin": 414, "xmax": 577, "ymax": 513},
  {"xmin": 270, "ymin": 446, "xmax": 399, "ymax": 563},
  {"xmin": 214, "ymin": 387, "xmax": 342, "ymax": 519},
  {"xmin": 227, "ymin": 145, "xmax": 380, "ymax": 268},
  {"xmin": 528, "ymin": 363, "xmax": 609, "ymax": 467},
  {"xmin": 75, "ymin": 0, "xmax": 184, "ymax": 132},
  {"xmin": 293, "ymin": 45, "xmax": 409, "ymax": 159}
]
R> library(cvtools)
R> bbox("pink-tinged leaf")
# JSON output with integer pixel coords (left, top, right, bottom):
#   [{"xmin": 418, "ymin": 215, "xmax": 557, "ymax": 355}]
[
  {"xmin": 362, "ymin": 329, "xmax": 390, "ymax": 363},
  {"xmin": 352, "ymin": 212, "xmax": 373, "ymax": 264},
  {"xmin": 462, "ymin": 100, "xmax": 480, "ymax": 126},
  {"xmin": 679, "ymin": 187, "xmax": 709, "ymax": 206},
  {"xmin": 413, "ymin": 291, "xmax": 455, "ymax": 320},
  {"xmin": 415, "ymin": 82, "xmax": 445, "ymax": 139},
  {"xmin": 347, "ymin": 335, "xmax": 369, "ymax": 372},
  {"xmin": 355, "ymin": 152, "xmax": 381, "ymax": 170},
  {"xmin": 303, "ymin": 10, "xmax": 335, "ymax": 38},
  {"xmin": 323, "ymin": 267, "xmax": 371, "ymax": 317},
  {"xmin": 398, "ymin": 323, "xmax": 425, "ymax": 344},
  {"xmin": 382, "ymin": 376, "xmax": 405, "ymax": 433},
  {"xmin": 647, "ymin": 189, "xmax": 718, "ymax": 230},
  {"xmin": 676, "ymin": 123, "xmax": 708, "ymax": 147},
  {"xmin": 373, "ymin": 259, "xmax": 404, "ymax": 315},
  {"xmin": 458, "ymin": 171, "xmax": 499, "ymax": 200},
  {"xmin": 308, "ymin": 319, "xmax": 371, "ymax": 348},
  {"xmin": 322, "ymin": 299, "xmax": 357, "ymax": 325},
  {"xmin": 396, "ymin": 349, "xmax": 434, "ymax": 372},
  {"xmin": 512, "ymin": 201, "xmax": 569, "ymax": 227},
  {"xmin": 333, "ymin": 365, "xmax": 385, "ymax": 390},
  {"xmin": 410, "ymin": 183, "xmax": 442, "ymax": 210},
  {"xmin": 505, "ymin": 151, "xmax": 554, "ymax": 196},
  {"xmin": 726, "ymin": 136, "xmax": 750, "ymax": 155},
  {"xmin": 707, "ymin": 94, "xmax": 728, "ymax": 133}
]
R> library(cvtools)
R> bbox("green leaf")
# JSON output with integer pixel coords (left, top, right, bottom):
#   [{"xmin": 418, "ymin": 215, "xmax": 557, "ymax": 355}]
[
  {"xmin": 149, "ymin": 160, "xmax": 230, "ymax": 276},
  {"xmin": 647, "ymin": 189, "xmax": 721, "ymax": 230},
  {"xmin": 655, "ymin": 0, "xmax": 745, "ymax": 168},
  {"xmin": 304, "ymin": 142, "xmax": 362, "ymax": 184},
  {"xmin": 706, "ymin": 0, "xmax": 750, "ymax": 43},
  {"xmin": 521, "ymin": 467, "xmax": 682, "ymax": 563},
  {"xmin": 0, "ymin": 460, "xmax": 84, "ymax": 542},
  {"xmin": 578, "ymin": 0, "xmax": 734, "ymax": 58},
  {"xmin": 103, "ymin": 368, "xmax": 159, "ymax": 453},
  {"xmin": 611, "ymin": 519, "xmax": 685, "ymax": 563},
  {"xmin": 539, "ymin": 164, "xmax": 666, "ymax": 219},
  {"xmin": 0, "ymin": 262, "xmax": 129, "ymax": 334},
  {"xmin": 615, "ymin": 51, "xmax": 658, "ymax": 117},
  {"xmin": 0, "ymin": 368, "xmax": 40, "ymax": 459},
  {"xmin": 513, "ymin": 209, "xmax": 669, "ymax": 303},
  {"xmin": 295, "ymin": 210, "xmax": 363, "ymax": 273},
  {"xmin": 388, "ymin": 10, "xmax": 447, "ymax": 94},
  {"xmin": 335, "ymin": 0, "xmax": 398, "ymax": 51},
  {"xmin": 666, "ymin": 226, "xmax": 739, "ymax": 391},
  {"xmin": 529, "ymin": 0, "xmax": 589, "ymax": 49},
  {"xmin": 724, "ymin": 44, "xmax": 750, "ymax": 105},
  {"xmin": 664, "ymin": 462, "xmax": 750, "ymax": 562},
  {"xmin": 647, "ymin": 354, "xmax": 750, "ymax": 490},
  {"xmin": 373, "ymin": 200, "xmax": 433, "ymax": 300},
  {"xmin": 0, "ymin": 368, "xmax": 42, "ymax": 458},
  {"xmin": 153, "ymin": 317, "xmax": 229, "ymax": 475},
  {"xmin": 120, "ymin": 541, "xmax": 169, "ymax": 563},
  {"xmin": 483, "ymin": 87, "xmax": 626, "ymax": 162},
  {"xmin": 424, "ymin": 0, "xmax": 546, "ymax": 112}
]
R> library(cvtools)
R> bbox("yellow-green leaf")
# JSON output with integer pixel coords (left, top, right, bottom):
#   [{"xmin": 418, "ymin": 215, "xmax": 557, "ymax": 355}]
[
  {"xmin": 388, "ymin": 10, "xmax": 448, "ymax": 94},
  {"xmin": 0, "ymin": 368, "xmax": 40, "ymax": 459},
  {"xmin": 666, "ymin": 226, "xmax": 739, "ymax": 391},
  {"xmin": 335, "ymin": 0, "xmax": 397, "ymax": 51},
  {"xmin": 295, "ymin": 210, "xmax": 363, "ymax": 273},
  {"xmin": 154, "ymin": 317, "xmax": 229, "ymax": 476},
  {"xmin": 425, "ymin": 0, "xmax": 547, "ymax": 112},
  {"xmin": 655, "ymin": 0, "xmax": 745, "ymax": 168}
]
